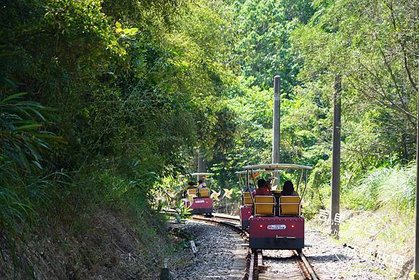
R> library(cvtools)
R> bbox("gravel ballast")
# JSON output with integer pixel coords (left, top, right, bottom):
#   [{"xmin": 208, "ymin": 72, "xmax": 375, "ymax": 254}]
[
  {"xmin": 169, "ymin": 218, "xmax": 394, "ymax": 279},
  {"xmin": 169, "ymin": 220, "xmax": 247, "ymax": 280},
  {"xmin": 303, "ymin": 228, "xmax": 388, "ymax": 279}
]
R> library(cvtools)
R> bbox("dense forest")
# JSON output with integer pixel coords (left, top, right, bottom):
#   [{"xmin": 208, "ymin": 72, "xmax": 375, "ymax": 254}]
[{"xmin": 0, "ymin": 0, "xmax": 418, "ymax": 278}]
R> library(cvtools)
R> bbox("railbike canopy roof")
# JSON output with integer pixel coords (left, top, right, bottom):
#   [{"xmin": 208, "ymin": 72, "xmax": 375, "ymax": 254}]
[
  {"xmin": 235, "ymin": 169, "xmax": 266, "ymax": 175},
  {"xmin": 243, "ymin": 163, "xmax": 312, "ymax": 171},
  {"xmin": 190, "ymin": 172, "xmax": 214, "ymax": 176},
  {"xmin": 180, "ymin": 172, "xmax": 214, "ymax": 178}
]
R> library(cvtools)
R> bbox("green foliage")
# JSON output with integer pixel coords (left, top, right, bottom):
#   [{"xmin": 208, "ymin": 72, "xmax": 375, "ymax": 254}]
[
  {"xmin": 174, "ymin": 201, "xmax": 192, "ymax": 222},
  {"xmin": 1, "ymin": 2, "xmax": 418, "ymax": 275},
  {"xmin": 0, "ymin": 0, "xmax": 240, "ymax": 246},
  {"xmin": 0, "ymin": 93, "xmax": 54, "ymax": 172},
  {"xmin": 0, "ymin": 92, "xmax": 63, "ymax": 234},
  {"xmin": 292, "ymin": 0, "xmax": 418, "ymax": 165},
  {"xmin": 212, "ymin": 0, "xmax": 418, "ymax": 215},
  {"xmin": 231, "ymin": 0, "xmax": 314, "ymax": 91},
  {"xmin": 286, "ymin": 0, "xmax": 418, "ymax": 213},
  {"xmin": 345, "ymin": 164, "xmax": 416, "ymax": 212}
]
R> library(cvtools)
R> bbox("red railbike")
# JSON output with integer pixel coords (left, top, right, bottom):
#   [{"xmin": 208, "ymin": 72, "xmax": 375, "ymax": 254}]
[
  {"xmin": 244, "ymin": 163, "xmax": 312, "ymax": 252},
  {"xmin": 183, "ymin": 172, "xmax": 214, "ymax": 216},
  {"xmin": 189, "ymin": 197, "xmax": 213, "ymax": 215}
]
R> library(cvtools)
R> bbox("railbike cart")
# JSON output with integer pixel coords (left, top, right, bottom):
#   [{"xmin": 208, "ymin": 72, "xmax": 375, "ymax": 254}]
[
  {"xmin": 184, "ymin": 172, "xmax": 214, "ymax": 216},
  {"xmin": 244, "ymin": 163, "xmax": 312, "ymax": 252},
  {"xmin": 236, "ymin": 169, "xmax": 268, "ymax": 230}
]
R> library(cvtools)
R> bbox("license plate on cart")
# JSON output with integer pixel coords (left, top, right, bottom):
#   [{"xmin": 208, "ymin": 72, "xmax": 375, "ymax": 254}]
[{"xmin": 267, "ymin": 224, "xmax": 286, "ymax": 230}]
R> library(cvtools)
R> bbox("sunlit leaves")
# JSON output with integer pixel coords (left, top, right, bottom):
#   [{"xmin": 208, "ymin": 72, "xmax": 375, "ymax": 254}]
[
  {"xmin": 292, "ymin": 0, "xmax": 418, "ymax": 169},
  {"xmin": 115, "ymin": 21, "xmax": 139, "ymax": 37},
  {"xmin": 231, "ymin": 0, "xmax": 314, "ymax": 91}
]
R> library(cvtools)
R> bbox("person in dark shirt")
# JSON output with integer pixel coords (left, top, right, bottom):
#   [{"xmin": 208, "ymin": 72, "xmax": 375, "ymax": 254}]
[
  {"xmin": 197, "ymin": 179, "xmax": 206, "ymax": 189},
  {"xmin": 244, "ymin": 184, "xmax": 254, "ymax": 193},
  {"xmin": 280, "ymin": 180, "xmax": 299, "ymax": 196},
  {"xmin": 255, "ymin": 178, "xmax": 271, "ymax": 195}
]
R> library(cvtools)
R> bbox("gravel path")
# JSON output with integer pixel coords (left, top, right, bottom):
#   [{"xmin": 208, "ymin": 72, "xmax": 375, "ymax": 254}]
[
  {"xmin": 303, "ymin": 228, "xmax": 388, "ymax": 279},
  {"xmin": 169, "ymin": 220, "xmax": 247, "ymax": 280}
]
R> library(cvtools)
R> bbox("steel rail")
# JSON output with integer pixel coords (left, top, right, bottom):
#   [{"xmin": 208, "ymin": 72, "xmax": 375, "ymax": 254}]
[
  {"xmin": 293, "ymin": 250, "xmax": 319, "ymax": 280},
  {"xmin": 211, "ymin": 212, "xmax": 241, "ymax": 221},
  {"xmin": 191, "ymin": 214, "xmax": 248, "ymax": 238},
  {"xmin": 249, "ymin": 250, "xmax": 258, "ymax": 280},
  {"xmin": 192, "ymin": 215, "xmax": 319, "ymax": 280},
  {"xmin": 259, "ymin": 250, "xmax": 319, "ymax": 280}
]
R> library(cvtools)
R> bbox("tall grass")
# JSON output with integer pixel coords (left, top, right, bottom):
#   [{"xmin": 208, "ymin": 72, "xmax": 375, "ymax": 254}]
[
  {"xmin": 346, "ymin": 164, "xmax": 416, "ymax": 212},
  {"xmin": 0, "ymin": 92, "xmax": 63, "ymax": 234}
]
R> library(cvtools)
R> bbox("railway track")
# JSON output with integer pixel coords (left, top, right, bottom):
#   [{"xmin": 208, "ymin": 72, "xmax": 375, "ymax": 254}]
[
  {"xmin": 192, "ymin": 213, "xmax": 247, "ymax": 236},
  {"xmin": 164, "ymin": 210, "xmax": 319, "ymax": 280},
  {"xmin": 249, "ymin": 249, "xmax": 319, "ymax": 280}
]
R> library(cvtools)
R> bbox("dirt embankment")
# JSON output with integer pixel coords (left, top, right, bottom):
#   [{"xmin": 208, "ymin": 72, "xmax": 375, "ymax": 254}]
[{"xmin": 0, "ymin": 208, "xmax": 171, "ymax": 279}]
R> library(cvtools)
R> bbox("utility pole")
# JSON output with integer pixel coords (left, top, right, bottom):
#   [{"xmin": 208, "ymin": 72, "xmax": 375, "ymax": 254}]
[
  {"xmin": 197, "ymin": 148, "xmax": 206, "ymax": 180},
  {"xmin": 416, "ymin": 118, "xmax": 419, "ymax": 279},
  {"xmin": 272, "ymin": 75, "xmax": 281, "ymax": 186},
  {"xmin": 415, "ymin": 1, "xmax": 419, "ymax": 271},
  {"xmin": 331, "ymin": 75, "xmax": 341, "ymax": 238}
]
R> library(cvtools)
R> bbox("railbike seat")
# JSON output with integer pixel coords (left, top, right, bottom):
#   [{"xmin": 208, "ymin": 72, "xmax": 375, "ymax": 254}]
[
  {"xmin": 187, "ymin": 188, "xmax": 198, "ymax": 198},
  {"xmin": 198, "ymin": 188, "xmax": 210, "ymax": 198},
  {"xmin": 254, "ymin": 195, "xmax": 275, "ymax": 216},
  {"xmin": 279, "ymin": 196, "xmax": 301, "ymax": 215},
  {"xmin": 243, "ymin": 192, "xmax": 253, "ymax": 205}
]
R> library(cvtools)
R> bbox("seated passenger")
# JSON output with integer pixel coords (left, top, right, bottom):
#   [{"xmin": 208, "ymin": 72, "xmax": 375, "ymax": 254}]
[
  {"xmin": 187, "ymin": 181, "xmax": 196, "ymax": 189},
  {"xmin": 280, "ymin": 180, "xmax": 299, "ymax": 196},
  {"xmin": 244, "ymin": 184, "xmax": 254, "ymax": 193},
  {"xmin": 255, "ymin": 179, "xmax": 271, "ymax": 195},
  {"xmin": 197, "ymin": 179, "xmax": 206, "ymax": 189}
]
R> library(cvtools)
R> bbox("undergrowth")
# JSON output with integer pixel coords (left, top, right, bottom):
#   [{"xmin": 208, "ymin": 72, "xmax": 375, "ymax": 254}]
[
  {"xmin": 343, "ymin": 163, "xmax": 416, "ymax": 212},
  {"xmin": 0, "ymin": 167, "xmax": 174, "ymax": 279}
]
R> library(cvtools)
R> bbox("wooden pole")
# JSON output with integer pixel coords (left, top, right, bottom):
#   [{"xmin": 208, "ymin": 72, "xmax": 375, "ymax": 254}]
[
  {"xmin": 197, "ymin": 149, "xmax": 206, "ymax": 181},
  {"xmin": 415, "ymin": 70, "xmax": 419, "ymax": 280},
  {"xmin": 331, "ymin": 75, "xmax": 341, "ymax": 238},
  {"xmin": 415, "ymin": 3, "xmax": 419, "ymax": 274},
  {"xmin": 198, "ymin": 150, "xmax": 205, "ymax": 173},
  {"xmin": 272, "ymin": 75, "xmax": 280, "ymax": 187}
]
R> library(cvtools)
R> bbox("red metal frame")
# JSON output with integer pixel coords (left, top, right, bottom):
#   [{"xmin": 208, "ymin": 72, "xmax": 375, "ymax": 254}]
[
  {"xmin": 249, "ymin": 216, "xmax": 304, "ymax": 250},
  {"xmin": 190, "ymin": 197, "xmax": 213, "ymax": 214},
  {"xmin": 240, "ymin": 205, "xmax": 253, "ymax": 229}
]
